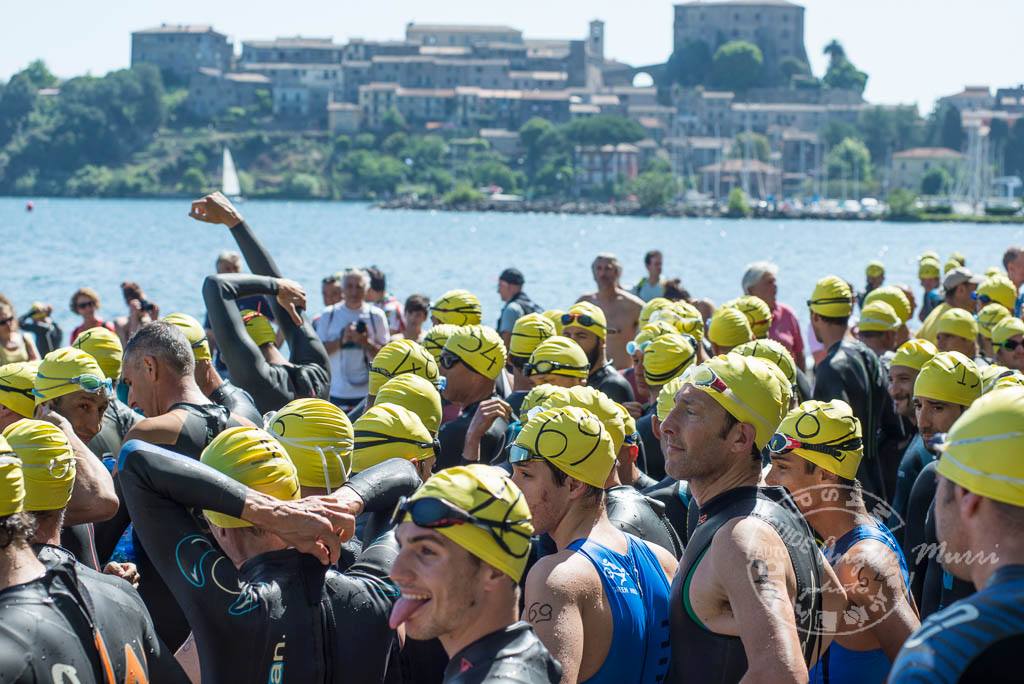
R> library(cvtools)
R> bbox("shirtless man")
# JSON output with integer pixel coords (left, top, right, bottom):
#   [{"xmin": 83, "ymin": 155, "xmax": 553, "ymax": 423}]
[{"xmin": 577, "ymin": 253, "xmax": 644, "ymax": 371}]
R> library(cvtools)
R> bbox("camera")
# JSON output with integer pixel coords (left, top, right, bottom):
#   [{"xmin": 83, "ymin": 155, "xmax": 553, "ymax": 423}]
[
  {"xmin": 140, "ymin": 300, "xmax": 155, "ymax": 312},
  {"xmin": 355, "ymin": 321, "xmax": 367, "ymax": 334}
]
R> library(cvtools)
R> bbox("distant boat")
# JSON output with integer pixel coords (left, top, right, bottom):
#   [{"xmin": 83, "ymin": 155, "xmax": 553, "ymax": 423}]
[{"xmin": 222, "ymin": 147, "xmax": 241, "ymax": 201}]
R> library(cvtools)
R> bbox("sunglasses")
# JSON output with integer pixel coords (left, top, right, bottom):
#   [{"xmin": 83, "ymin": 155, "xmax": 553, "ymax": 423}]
[
  {"xmin": 0, "ymin": 317, "xmax": 11, "ymax": 326},
  {"xmin": 1001, "ymin": 339, "xmax": 1024, "ymax": 351},
  {"xmin": 686, "ymin": 365, "xmax": 774, "ymax": 434},
  {"xmin": 767, "ymin": 433, "xmax": 862, "ymax": 460},
  {"xmin": 561, "ymin": 313, "xmax": 605, "ymax": 330},
  {"xmin": 355, "ymin": 430, "xmax": 441, "ymax": 459},
  {"xmin": 31, "ymin": 372, "xmax": 112, "ymax": 398},
  {"xmin": 391, "ymin": 495, "xmax": 532, "ymax": 558},
  {"xmin": 75, "ymin": 301, "xmax": 96, "ymax": 310},
  {"xmin": 523, "ymin": 359, "xmax": 589, "ymax": 377}
]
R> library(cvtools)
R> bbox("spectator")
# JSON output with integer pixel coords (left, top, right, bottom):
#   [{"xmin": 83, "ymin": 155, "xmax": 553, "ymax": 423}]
[
  {"xmin": 365, "ymin": 266, "xmax": 404, "ymax": 336},
  {"xmin": 496, "ymin": 268, "xmax": 542, "ymax": 349},
  {"xmin": 401, "ymin": 294, "xmax": 430, "ymax": 342},
  {"xmin": 0, "ymin": 299, "xmax": 39, "ymax": 364},
  {"xmin": 114, "ymin": 281, "xmax": 158, "ymax": 345},
  {"xmin": 742, "ymin": 261, "xmax": 806, "ymax": 371},
  {"xmin": 68, "ymin": 287, "xmax": 115, "ymax": 343},
  {"xmin": 632, "ymin": 250, "xmax": 667, "ymax": 301}
]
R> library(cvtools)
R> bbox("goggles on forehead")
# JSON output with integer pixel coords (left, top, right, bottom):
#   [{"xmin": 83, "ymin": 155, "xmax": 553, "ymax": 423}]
[
  {"xmin": 355, "ymin": 431, "xmax": 441, "ymax": 459},
  {"xmin": 390, "ymin": 495, "xmax": 531, "ymax": 558},
  {"xmin": 767, "ymin": 433, "xmax": 862, "ymax": 460},
  {"xmin": 561, "ymin": 313, "xmax": 605, "ymax": 330},
  {"xmin": 523, "ymin": 360, "xmax": 589, "ymax": 377},
  {"xmin": 32, "ymin": 373, "xmax": 112, "ymax": 399}
]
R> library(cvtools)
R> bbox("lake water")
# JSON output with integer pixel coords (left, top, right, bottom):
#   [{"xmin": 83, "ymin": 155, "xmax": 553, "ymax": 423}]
[{"xmin": 3, "ymin": 197, "xmax": 1024, "ymax": 337}]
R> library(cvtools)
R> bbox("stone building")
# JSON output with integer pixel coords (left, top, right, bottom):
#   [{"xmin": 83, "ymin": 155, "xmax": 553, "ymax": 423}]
[{"xmin": 131, "ymin": 24, "xmax": 233, "ymax": 83}]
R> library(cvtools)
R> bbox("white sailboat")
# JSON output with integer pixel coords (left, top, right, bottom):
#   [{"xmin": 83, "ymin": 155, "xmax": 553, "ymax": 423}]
[{"xmin": 222, "ymin": 147, "xmax": 242, "ymax": 201}]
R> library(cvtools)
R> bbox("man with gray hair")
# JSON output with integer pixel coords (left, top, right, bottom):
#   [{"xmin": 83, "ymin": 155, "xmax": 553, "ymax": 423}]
[
  {"xmin": 577, "ymin": 253, "xmax": 644, "ymax": 370},
  {"xmin": 313, "ymin": 266, "xmax": 388, "ymax": 411},
  {"xmin": 741, "ymin": 260, "xmax": 805, "ymax": 370}
]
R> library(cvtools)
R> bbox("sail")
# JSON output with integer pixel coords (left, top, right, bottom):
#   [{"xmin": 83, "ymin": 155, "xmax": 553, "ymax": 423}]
[{"xmin": 222, "ymin": 147, "xmax": 241, "ymax": 198}]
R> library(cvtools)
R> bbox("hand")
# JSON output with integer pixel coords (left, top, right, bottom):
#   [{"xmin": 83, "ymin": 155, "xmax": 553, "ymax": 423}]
[
  {"xmin": 189, "ymin": 191, "xmax": 244, "ymax": 227},
  {"xmin": 104, "ymin": 562, "xmax": 140, "ymax": 588},
  {"xmin": 244, "ymin": 492, "xmax": 356, "ymax": 565},
  {"xmin": 275, "ymin": 278, "xmax": 307, "ymax": 326},
  {"xmin": 34, "ymin": 404, "xmax": 73, "ymax": 435},
  {"xmin": 622, "ymin": 401, "xmax": 644, "ymax": 419},
  {"xmin": 466, "ymin": 398, "xmax": 512, "ymax": 445}
]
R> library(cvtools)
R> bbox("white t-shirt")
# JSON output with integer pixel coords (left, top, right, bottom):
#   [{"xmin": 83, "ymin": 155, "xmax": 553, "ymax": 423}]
[{"xmin": 314, "ymin": 302, "xmax": 389, "ymax": 400}]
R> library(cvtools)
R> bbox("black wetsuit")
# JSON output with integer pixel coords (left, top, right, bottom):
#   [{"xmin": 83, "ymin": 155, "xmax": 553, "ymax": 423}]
[
  {"xmin": 889, "ymin": 564, "xmax": 1024, "ymax": 683},
  {"xmin": 443, "ymin": 622, "xmax": 562, "ymax": 684},
  {"xmin": 642, "ymin": 476, "xmax": 690, "ymax": 548},
  {"xmin": 636, "ymin": 412, "xmax": 665, "ymax": 481},
  {"xmin": 209, "ymin": 379, "xmax": 262, "ymax": 425},
  {"xmin": 119, "ymin": 441, "xmax": 419, "ymax": 684},
  {"xmin": 506, "ymin": 389, "xmax": 527, "ymax": 417},
  {"xmin": 438, "ymin": 395, "xmax": 508, "ymax": 471},
  {"xmin": 606, "ymin": 485, "xmax": 684, "ymax": 557},
  {"xmin": 669, "ymin": 486, "xmax": 825, "ymax": 683},
  {"xmin": 888, "ymin": 433, "xmax": 933, "ymax": 531},
  {"xmin": 812, "ymin": 339, "xmax": 891, "ymax": 501},
  {"xmin": 588, "ymin": 363, "xmax": 635, "ymax": 404},
  {"xmin": 0, "ymin": 551, "xmax": 186, "ymax": 683}
]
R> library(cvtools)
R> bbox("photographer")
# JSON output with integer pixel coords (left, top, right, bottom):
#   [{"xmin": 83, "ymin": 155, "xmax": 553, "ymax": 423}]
[
  {"xmin": 313, "ymin": 268, "xmax": 388, "ymax": 412},
  {"xmin": 115, "ymin": 280, "xmax": 158, "ymax": 345}
]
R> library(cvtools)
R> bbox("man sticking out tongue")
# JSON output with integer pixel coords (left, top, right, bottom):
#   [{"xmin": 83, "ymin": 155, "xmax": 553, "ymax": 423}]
[{"xmin": 390, "ymin": 464, "xmax": 562, "ymax": 683}]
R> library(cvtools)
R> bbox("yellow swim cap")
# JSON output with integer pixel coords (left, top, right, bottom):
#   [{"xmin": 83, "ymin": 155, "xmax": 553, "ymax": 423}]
[
  {"xmin": 563, "ymin": 302, "xmax": 607, "ymax": 341},
  {"xmin": 944, "ymin": 259, "xmax": 960, "ymax": 275},
  {"xmin": 71, "ymin": 327, "xmax": 123, "ymax": 382},
  {"xmin": 0, "ymin": 436, "xmax": 25, "ymax": 517},
  {"xmin": 914, "ymin": 351, "xmax": 981, "ymax": 407},
  {"xmin": 538, "ymin": 385, "xmax": 627, "ymax": 452},
  {"xmin": 858, "ymin": 300, "xmax": 901, "ymax": 333},
  {"xmin": 993, "ymin": 317, "xmax": 1024, "ymax": 346},
  {"xmin": 368, "ymin": 339, "xmax": 439, "ymax": 396},
  {"xmin": 672, "ymin": 300, "xmax": 703, "ymax": 320},
  {"xmin": 985, "ymin": 266, "xmax": 1005, "ymax": 278},
  {"xmin": 708, "ymin": 307, "xmax": 754, "ymax": 348},
  {"xmin": 268, "ymin": 398, "xmax": 353, "ymax": 489},
  {"xmin": 980, "ymin": 365, "xmax": 1017, "ymax": 394},
  {"xmin": 406, "ymin": 464, "xmax": 533, "ymax": 581},
  {"xmin": 639, "ymin": 298, "xmax": 673, "ymax": 328},
  {"xmin": 0, "ymin": 361, "xmax": 39, "ymax": 418},
  {"xmin": 617, "ymin": 404, "xmax": 637, "ymax": 442},
  {"xmin": 977, "ymin": 303, "xmax": 1010, "ymax": 340},
  {"xmin": 630, "ymin": 322, "xmax": 677, "ymax": 355},
  {"xmin": 891, "ymin": 339, "xmax": 938, "ymax": 371},
  {"xmin": 864, "ymin": 286, "xmax": 912, "ymax": 324},
  {"xmin": 642, "ymin": 333, "xmax": 697, "ymax": 387},
  {"xmin": 526, "ymin": 336, "xmax": 589, "ymax": 379},
  {"xmin": 936, "ymin": 385, "xmax": 1024, "ymax": 506},
  {"xmin": 949, "ymin": 252, "xmax": 966, "ymax": 267},
  {"xmin": 656, "ymin": 375, "xmax": 687, "ymax": 423},
  {"xmin": 508, "ymin": 313, "xmax": 556, "ymax": 361},
  {"xmin": 431, "ymin": 290, "xmax": 482, "ymax": 326},
  {"xmin": 919, "ymin": 250, "xmax": 940, "ymax": 263},
  {"xmin": 163, "ymin": 312, "xmax": 211, "ymax": 362},
  {"xmin": 241, "ymin": 309, "xmax": 276, "ymax": 347},
  {"xmin": 542, "ymin": 310, "xmax": 565, "ymax": 335},
  {"xmin": 519, "ymin": 384, "xmax": 572, "ymax": 422},
  {"xmin": 732, "ymin": 339, "xmax": 797, "ymax": 386},
  {"xmin": 375, "ymin": 374, "xmax": 443, "ymax": 436},
  {"xmin": 774, "ymin": 400, "xmax": 863, "ymax": 481},
  {"xmin": 936, "ymin": 308, "xmax": 978, "ymax": 342},
  {"xmin": 200, "ymin": 427, "xmax": 300, "ymax": 528},
  {"xmin": 513, "ymin": 405, "xmax": 615, "ymax": 489},
  {"xmin": 2, "ymin": 419, "xmax": 75, "ymax": 511},
  {"xmin": 726, "ymin": 296, "xmax": 772, "ymax": 339},
  {"xmin": 34, "ymin": 348, "xmax": 107, "ymax": 406},
  {"xmin": 918, "ymin": 257, "xmax": 941, "ymax": 280},
  {"xmin": 808, "ymin": 276, "xmax": 853, "ymax": 318},
  {"xmin": 352, "ymin": 403, "xmax": 435, "ymax": 473},
  {"xmin": 684, "ymin": 353, "xmax": 792, "ymax": 450},
  {"xmin": 443, "ymin": 325, "xmax": 507, "ymax": 380},
  {"xmin": 865, "ymin": 261, "xmax": 885, "ymax": 279},
  {"xmin": 422, "ymin": 324, "xmax": 462, "ymax": 363},
  {"xmin": 977, "ymin": 275, "xmax": 1016, "ymax": 311}
]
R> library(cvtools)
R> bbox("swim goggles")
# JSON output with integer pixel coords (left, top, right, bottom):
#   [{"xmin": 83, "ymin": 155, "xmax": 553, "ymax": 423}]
[
  {"xmin": 561, "ymin": 313, "xmax": 606, "ymax": 330},
  {"xmin": 369, "ymin": 364, "xmax": 445, "ymax": 391},
  {"xmin": 0, "ymin": 382, "xmax": 33, "ymax": 398},
  {"xmin": 354, "ymin": 431, "xmax": 441, "ymax": 459},
  {"xmin": 626, "ymin": 339, "xmax": 652, "ymax": 355},
  {"xmin": 523, "ymin": 360, "xmax": 589, "ymax": 377},
  {"xmin": 767, "ymin": 433, "xmax": 862, "ymax": 460},
  {"xmin": 806, "ymin": 296, "xmax": 851, "ymax": 308},
  {"xmin": 431, "ymin": 304, "xmax": 481, "ymax": 315},
  {"xmin": 31, "ymin": 373, "xmax": 112, "ymax": 398},
  {"xmin": 390, "ymin": 495, "xmax": 532, "ymax": 558},
  {"xmin": 684, "ymin": 364, "xmax": 774, "ymax": 434}
]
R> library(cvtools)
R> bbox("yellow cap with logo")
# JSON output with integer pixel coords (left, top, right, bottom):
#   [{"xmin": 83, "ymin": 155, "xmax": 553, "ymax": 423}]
[
  {"xmin": 368, "ymin": 339, "xmax": 440, "ymax": 396},
  {"xmin": 71, "ymin": 327, "xmax": 123, "ymax": 382},
  {"xmin": 936, "ymin": 308, "xmax": 978, "ymax": 342},
  {"xmin": 2, "ymin": 419, "xmax": 75, "ymax": 511},
  {"xmin": 864, "ymin": 286, "xmax": 912, "ymax": 324},
  {"xmin": 708, "ymin": 307, "xmax": 754, "ymax": 348},
  {"xmin": 527, "ymin": 336, "xmax": 589, "ymax": 379},
  {"xmin": 992, "ymin": 317, "xmax": 1024, "ymax": 346},
  {"xmin": 657, "ymin": 375, "xmax": 687, "ymax": 423},
  {"xmin": 200, "ymin": 427, "xmax": 300, "ymax": 528},
  {"xmin": 422, "ymin": 324, "xmax": 462, "ymax": 363},
  {"xmin": 508, "ymin": 313, "xmax": 556, "ymax": 361},
  {"xmin": 431, "ymin": 290, "xmax": 482, "ymax": 326},
  {"xmin": 775, "ymin": 399, "xmax": 863, "ymax": 480},
  {"xmin": 977, "ymin": 275, "xmax": 1016, "ymax": 311},
  {"xmin": 563, "ymin": 302, "xmax": 607, "ymax": 341},
  {"xmin": 732, "ymin": 339, "xmax": 797, "ymax": 386},
  {"xmin": 519, "ymin": 384, "xmax": 572, "ymax": 421},
  {"xmin": 406, "ymin": 464, "xmax": 533, "ymax": 581},
  {"xmin": 352, "ymin": 403, "xmax": 435, "ymax": 473},
  {"xmin": 0, "ymin": 435, "xmax": 25, "ymax": 517},
  {"xmin": 513, "ymin": 405, "xmax": 615, "ymax": 489},
  {"xmin": 858, "ymin": 300, "xmax": 901, "ymax": 333},
  {"xmin": 726, "ymin": 296, "xmax": 772, "ymax": 339},
  {"xmin": 240, "ymin": 309, "xmax": 276, "ymax": 347},
  {"xmin": 642, "ymin": 333, "xmax": 697, "ymax": 387},
  {"xmin": 891, "ymin": 338, "xmax": 938, "ymax": 371},
  {"xmin": 0, "ymin": 361, "xmax": 39, "ymax": 418},
  {"xmin": 865, "ymin": 261, "xmax": 885, "ymax": 278},
  {"xmin": 538, "ymin": 385, "xmax": 627, "ymax": 452},
  {"xmin": 684, "ymin": 353, "xmax": 792, "ymax": 450},
  {"xmin": 267, "ymin": 398, "xmax": 353, "ymax": 489},
  {"xmin": 375, "ymin": 374, "xmax": 443, "ymax": 436},
  {"xmin": 163, "ymin": 312, "xmax": 212, "ymax": 361},
  {"xmin": 914, "ymin": 351, "xmax": 981, "ymax": 407},
  {"xmin": 34, "ymin": 348, "xmax": 107, "ymax": 406},
  {"xmin": 443, "ymin": 325, "xmax": 507, "ymax": 380},
  {"xmin": 936, "ymin": 385, "xmax": 1024, "ymax": 506},
  {"xmin": 808, "ymin": 276, "xmax": 853, "ymax": 318},
  {"xmin": 977, "ymin": 303, "xmax": 1010, "ymax": 340}
]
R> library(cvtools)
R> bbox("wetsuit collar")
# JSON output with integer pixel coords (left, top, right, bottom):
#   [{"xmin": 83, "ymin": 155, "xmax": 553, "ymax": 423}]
[
  {"xmin": 694, "ymin": 485, "xmax": 794, "ymax": 526},
  {"xmin": 445, "ymin": 621, "xmax": 533, "ymax": 676},
  {"xmin": 461, "ymin": 393, "xmax": 500, "ymax": 418}
]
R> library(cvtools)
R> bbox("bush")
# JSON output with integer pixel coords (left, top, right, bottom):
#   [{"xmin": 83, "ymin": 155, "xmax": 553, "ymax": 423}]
[
  {"xmin": 180, "ymin": 167, "xmax": 207, "ymax": 194},
  {"xmin": 887, "ymin": 188, "xmax": 919, "ymax": 220},
  {"xmin": 283, "ymin": 172, "xmax": 322, "ymax": 198},
  {"xmin": 443, "ymin": 183, "xmax": 483, "ymax": 207},
  {"xmin": 631, "ymin": 171, "xmax": 679, "ymax": 212},
  {"xmin": 726, "ymin": 187, "xmax": 751, "ymax": 217},
  {"xmin": 920, "ymin": 166, "xmax": 952, "ymax": 196},
  {"xmin": 711, "ymin": 41, "xmax": 763, "ymax": 91}
]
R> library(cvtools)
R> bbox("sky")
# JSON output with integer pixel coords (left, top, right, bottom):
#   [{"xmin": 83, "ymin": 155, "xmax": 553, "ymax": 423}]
[{"xmin": 2, "ymin": 0, "xmax": 1022, "ymax": 112}]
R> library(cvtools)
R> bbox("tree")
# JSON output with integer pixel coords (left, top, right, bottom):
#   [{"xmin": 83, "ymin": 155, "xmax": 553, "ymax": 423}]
[
  {"xmin": 940, "ymin": 106, "xmax": 965, "ymax": 151},
  {"xmin": 887, "ymin": 188, "xmax": 919, "ymax": 220},
  {"xmin": 283, "ymin": 172, "xmax": 322, "ymax": 198},
  {"xmin": 729, "ymin": 132, "xmax": 770, "ymax": 162},
  {"xmin": 468, "ymin": 160, "xmax": 521, "ymax": 193},
  {"xmin": 857, "ymin": 105, "xmax": 922, "ymax": 163},
  {"xmin": 822, "ymin": 40, "xmax": 868, "ymax": 94},
  {"xmin": 726, "ymin": 187, "xmax": 751, "ymax": 217},
  {"xmin": 0, "ymin": 73, "xmax": 38, "ymax": 144},
  {"xmin": 921, "ymin": 166, "xmax": 953, "ymax": 195},
  {"xmin": 667, "ymin": 39, "xmax": 712, "ymax": 86},
  {"xmin": 380, "ymin": 108, "xmax": 407, "ymax": 137},
  {"xmin": 823, "ymin": 40, "xmax": 846, "ymax": 62},
  {"xmin": 631, "ymin": 171, "xmax": 679, "ymax": 212},
  {"xmin": 561, "ymin": 115, "xmax": 645, "ymax": 147},
  {"xmin": 21, "ymin": 60, "xmax": 58, "ymax": 89},
  {"xmin": 520, "ymin": 117, "xmax": 555, "ymax": 182},
  {"xmin": 826, "ymin": 137, "xmax": 873, "ymax": 182},
  {"xmin": 779, "ymin": 57, "xmax": 811, "ymax": 83},
  {"xmin": 443, "ymin": 182, "xmax": 483, "ymax": 207},
  {"xmin": 181, "ymin": 167, "xmax": 207, "ymax": 194},
  {"xmin": 710, "ymin": 41, "xmax": 763, "ymax": 91}
]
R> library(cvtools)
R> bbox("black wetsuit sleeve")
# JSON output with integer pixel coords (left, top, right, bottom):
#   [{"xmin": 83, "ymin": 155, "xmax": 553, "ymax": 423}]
[
  {"xmin": 811, "ymin": 359, "xmax": 850, "ymax": 404},
  {"xmin": 903, "ymin": 461, "xmax": 937, "ymax": 609},
  {"xmin": 229, "ymin": 220, "xmax": 330, "ymax": 375},
  {"xmin": 344, "ymin": 458, "xmax": 421, "ymax": 514},
  {"xmin": 202, "ymin": 273, "xmax": 290, "ymax": 412}
]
